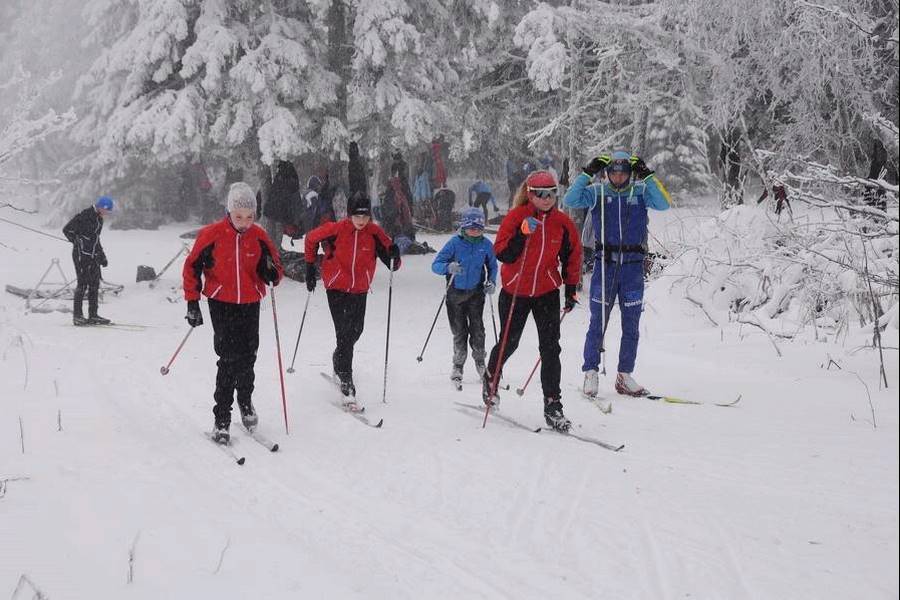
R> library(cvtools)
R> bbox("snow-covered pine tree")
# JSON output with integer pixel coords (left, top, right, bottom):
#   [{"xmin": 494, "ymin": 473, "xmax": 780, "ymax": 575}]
[{"xmin": 57, "ymin": 0, "xmax": 338, "ymax": 218}]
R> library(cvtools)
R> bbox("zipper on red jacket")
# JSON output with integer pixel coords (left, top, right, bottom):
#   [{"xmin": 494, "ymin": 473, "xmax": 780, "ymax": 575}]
[
  {"xmin": 531, "ymin": 212, "xmax": 547, "ymax": 296},
  {"xmin": 235, "ymin": 231, "xmax": 241, "ymax": 303},
  {"xmin": 350, "ymin": 229, "xmax": 359, "ymax": 290}
]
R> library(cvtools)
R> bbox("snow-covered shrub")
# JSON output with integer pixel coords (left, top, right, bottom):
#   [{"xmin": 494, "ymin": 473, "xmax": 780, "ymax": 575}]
[{"xmin": 665, "ymin": 163, "xmax": 898, "ymax": 345}]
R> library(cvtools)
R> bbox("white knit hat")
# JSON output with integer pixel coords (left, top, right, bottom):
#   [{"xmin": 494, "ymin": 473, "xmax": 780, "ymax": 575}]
[{"xmin": 226, "ymin": 182, "xmax": 257, "ymax": 212}]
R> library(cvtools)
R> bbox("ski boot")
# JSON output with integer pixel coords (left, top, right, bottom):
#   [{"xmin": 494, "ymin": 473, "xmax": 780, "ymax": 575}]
[
  {"xmin": 582, "ymin": 369, "xmax": 599, "ymax": 398},
  {"xmin": 238, "ymin": 402, "xmax": 258, "ymax": 430},
  {"xmin": 73, "ymin": 314, "xmax": 89, "ymax": 326},
  {"xmin": 481, "ymin": 371, "xmax": 500, "ymax": 409},
  {"xmin": 450, "ymin": 364, "xmax": 463, "ymax": 389},
  {"xmin": 212, "ymin": 424, "xmax": 230, "ymax": 445},
  {"xmin": 543, "ymin": 397, "xmax": 571, "ymax": 432},
  {"xmin": 336, "ymin": 373, "xmax": 362, "ymax": 412},
  {"xmin": 615, "ymin": 372, "xmax": 648, "ymax": 397},
  {"xmin": 87, "ymin": 314, "xmax": 111, "ymax": 325}
]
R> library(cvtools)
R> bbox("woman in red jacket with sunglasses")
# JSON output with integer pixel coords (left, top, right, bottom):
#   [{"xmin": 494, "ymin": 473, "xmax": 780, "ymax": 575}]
[{"xmin": 481, "ymin": 170, "xmax": 582, "ymax": 431}]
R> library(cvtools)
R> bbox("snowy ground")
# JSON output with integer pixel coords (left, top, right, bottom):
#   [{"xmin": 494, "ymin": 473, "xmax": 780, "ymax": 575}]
[{"xmin": 1, "ymin": 202, "xmax": 898, "ymax": 600}]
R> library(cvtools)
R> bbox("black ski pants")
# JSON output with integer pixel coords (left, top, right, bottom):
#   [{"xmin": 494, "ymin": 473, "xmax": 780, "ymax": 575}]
[
  {"xmin": 471, "ymin": 191, "xmax": 492, "ymax": 224},
  {"xmin": 487, "ymin": 288, "xmax": 562, "ymax": 399},
  {"xmin": 446, "ymin": 287, "xmax": 486, "ymax": 369},
  {"xmin": 208, "ymin": 298, "xmax": 260, "ymax": 428},
  {"xmin": 72, "ymin": 255, "xmax": 101, "ymax": 317},
  {"xmin": 326, "ymin": 289, "xmax": 367, "ymax": 381}
]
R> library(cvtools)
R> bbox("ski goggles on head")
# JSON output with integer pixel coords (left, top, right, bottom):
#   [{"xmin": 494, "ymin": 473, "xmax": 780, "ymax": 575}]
[
  {"xmin": 527, "ymin": 186, "xmax": 558, "ymax": 199},
  {"xmin": 607, "ymin": 159, "xmax": 632, "ymax": 174}
]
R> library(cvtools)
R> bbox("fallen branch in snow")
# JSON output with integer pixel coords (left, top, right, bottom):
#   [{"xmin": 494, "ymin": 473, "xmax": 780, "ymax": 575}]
[
  {"xmin": 11, "ymin": 574, "xmax": 48, "ymax": 599},
  {"xmin": 127, "ymin": 532, "xmax": 140, "ymax": 584},
  {"xmin": 0, "ymin": 476, "xmax": 30, "ymax": 499},
  {"xmin": 684, "ymin": 289, "xmax": 720, "ymax": 326},
  {"xmin": 736, "ymin": 314, "xmax": 785, "ymax": 356},
  {"xmin": 0, "ymin": 201, "xmax": 37, "ymax": 214},
  {"xmin": 849, "ymin": 372, "xmax": 877, "ymax": 430},
  {"xmin": 213, "ymin": 537, "xmax": 231, "ymax": 574},
  {"xmin": 18, "ymin": 416, "xmax": 24, "ymax": 454}
]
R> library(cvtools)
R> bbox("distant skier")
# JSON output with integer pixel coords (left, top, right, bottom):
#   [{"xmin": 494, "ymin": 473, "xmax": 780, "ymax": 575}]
[
  {"xmin": 563, "ymin": 151, "xmax": 671, "ymax": 398},
  {"xmin": 182, "ymin": 182, "xmax": 284, "ymax": 444},
  {"xmin": 468, "ymin": 178, "xmax": 499, "ymax": 224},
  {"xmin": 431, "ymin": 207, "xmax": 498, "ymax": 387},
  {"xmin": 482, "ymin": 170, "xmax": 582, "ymax": 432},
  {"xmin": 63, "ymin": 195, "xmax": 114, "ymax": 326},
  {"xmin": 304, "ymin": 193, "xmax": 401, "ymax": 409}
]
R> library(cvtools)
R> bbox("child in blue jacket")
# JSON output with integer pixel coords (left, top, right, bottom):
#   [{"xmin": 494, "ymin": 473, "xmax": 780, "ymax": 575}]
[{"xmin": 431, "ymin": 207, "xmax": 499, "ymax": 385}]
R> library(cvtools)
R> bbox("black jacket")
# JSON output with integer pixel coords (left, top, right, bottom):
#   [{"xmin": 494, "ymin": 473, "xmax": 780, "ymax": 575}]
[
  {"xmin": 63, "ymin": 206, "xmax": 106, "ymax": 264},
  {"xmin": 265, "ymin": 160, "xmax": 299, "ymax": 223}
]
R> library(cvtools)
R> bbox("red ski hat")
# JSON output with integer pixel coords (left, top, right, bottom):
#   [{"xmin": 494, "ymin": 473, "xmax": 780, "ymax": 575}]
[{"xmin": 526, "ymin": 170, "xmax": 557, "ymax": 191}]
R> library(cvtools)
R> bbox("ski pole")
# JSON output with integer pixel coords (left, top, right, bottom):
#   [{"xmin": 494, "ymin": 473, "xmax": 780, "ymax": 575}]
[
  {"xmin": 515, "ymin": 311, "xmax": 569, "ymax": 396},
  {"xmin": 381, "ymin": 264, "xmax": 395, "ymax": 404},
  {"xmin": 416, "ymin": 273, "xmax": 456, "ymax": 362},
  {"xmin": 483, "ymin": 241, "xmax": 530, "ymax": 428},
  {"xmin": 599, "ymin": 183, "xmax": 607, "ymax": 375},
  {"xmin": 150, "ymin": 243, "xmax": 189, "ymax": 285},
  {"xmin": 159, "ymin": 327, "xmax": 195, "ymax": 375},
  {"xmin": 286, "ymin": 290, "xmax": 313, "ymax": 373},
  {"xmin": 269, "ymin": 284, "xmax": 290, "ymax": 434},
  {"xmin": 486, "ymin": 265, "xmax": 498, "ymax": 345}
]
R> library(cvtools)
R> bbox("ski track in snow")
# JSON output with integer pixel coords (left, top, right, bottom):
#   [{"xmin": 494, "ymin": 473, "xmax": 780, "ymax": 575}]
[{"xmin": 1, "ymin": 209, "xmax": 898, "ymax": 599}]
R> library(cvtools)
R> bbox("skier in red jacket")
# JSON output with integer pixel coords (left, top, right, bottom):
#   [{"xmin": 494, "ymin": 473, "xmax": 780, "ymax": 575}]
[
  {"xmin": 182, "ymin": 182, "xmax": 284, "ymax": 444},
  {"xmin": 304, "ymin": 193, "xmax": 401, "ymax": 407},
  {"xmin": 482, "ymin": 170, "xmax": 582, "ymax": 431}
]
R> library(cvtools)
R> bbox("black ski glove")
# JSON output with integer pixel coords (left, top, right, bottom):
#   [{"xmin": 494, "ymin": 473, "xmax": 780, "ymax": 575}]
[
  {"xmin": 563, "ymin": 283, "xmax": 578, "ymax": 313},
  {"xmin": 305, "ymin": 262, "xmax": 317, "ymax": 292},
  {"xmin": 630, "ymin": 155, "xmax": 654, "ymax": 180},
  {"xmin": 185, "ymin": 300, "xmax": 203, "ymax": 327},
  {"xmin": 257, "ymin": 240, "xmax": 280, "ymax": 285},
  {"xmin": 583, "ymin": 154, "xmax": 611, "ymax": 177},
  {"xmin": 388, "ymin": 244, "xmax": 401, "ymax": 271},
  {"xmin": 98, "ymin": 252, "xmax": 108, "ymax": 268}
]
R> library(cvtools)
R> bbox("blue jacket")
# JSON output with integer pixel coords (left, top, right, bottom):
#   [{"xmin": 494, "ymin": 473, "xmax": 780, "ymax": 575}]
[
  {"xmin": 431, "ymin": 234, "xmax": 498, "ymax": 291},
  {"xmin": 468, "ymin": 181, "xmax": 494, "ymax": 205},
  {"xmin": 563, "ymin": 172, "xmax": 670, "ymax": 256}
]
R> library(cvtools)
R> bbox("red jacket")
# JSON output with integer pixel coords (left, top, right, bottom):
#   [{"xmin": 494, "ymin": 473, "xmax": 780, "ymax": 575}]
[
  {"xmin": 305, "ymin": 219, "xmax": 395, "ymax": 294},
  {"xmin": 183, "ymin": 218, "xmax": 284, "ymax": 304},
  {"xmin": 493, "ymin": 204, "xmax": 582, "ymax": 297}
]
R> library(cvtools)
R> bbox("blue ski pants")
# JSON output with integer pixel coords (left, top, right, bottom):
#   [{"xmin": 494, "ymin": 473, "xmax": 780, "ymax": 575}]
[{"xmin": 582, "ymin": 258, "xmax": 644, "ymax": 374}]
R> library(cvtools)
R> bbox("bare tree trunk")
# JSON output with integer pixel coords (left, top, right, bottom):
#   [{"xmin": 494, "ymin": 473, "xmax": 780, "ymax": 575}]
[{"xmin": 719, "ymin": 126, "xmax": 743, "ymax": 207}]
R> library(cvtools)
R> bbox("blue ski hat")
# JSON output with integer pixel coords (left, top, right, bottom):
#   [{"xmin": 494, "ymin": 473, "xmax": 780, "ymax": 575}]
[
  {"xmin": 459, "ymin": 207, "xmax": 485, "ymax": 230},
  {"xmin": 607, "ymin": 151, "xmax": 632, "ymax": 175},
  {"xmin": 95, "ymin": 195, "xmax": 114, "ymax": 211}
]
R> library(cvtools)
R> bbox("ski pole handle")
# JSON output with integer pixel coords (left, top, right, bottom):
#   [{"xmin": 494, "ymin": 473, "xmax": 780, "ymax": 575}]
[{"xmin": 160, "ymin": 327, "xmax": 195, "ymax": 375}]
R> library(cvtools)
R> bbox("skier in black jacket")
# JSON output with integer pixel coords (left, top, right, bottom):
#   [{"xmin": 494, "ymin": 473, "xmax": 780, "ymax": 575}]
[{"xmin": 62, "ymin": 196, "xmax": 114, "ymax": 325}]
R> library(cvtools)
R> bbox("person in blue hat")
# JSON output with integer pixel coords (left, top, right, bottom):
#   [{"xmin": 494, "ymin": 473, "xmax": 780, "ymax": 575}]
[
  {"xmin": 563, "ymin": 151, "xmax": 671, "ymax": 398},
  {"xmin": 63, "ymin": 196, "xmax": 115, "ymax": 325},
  {"xmin": 431, "ymin": 207, "xmax": 498, "ymax": 386}
]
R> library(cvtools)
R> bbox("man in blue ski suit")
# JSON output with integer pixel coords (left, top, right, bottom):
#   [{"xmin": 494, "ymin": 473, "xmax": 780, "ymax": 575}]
[{"xmin": 563, "ymin": 151, "xmax": 671, "ymax": 397}]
